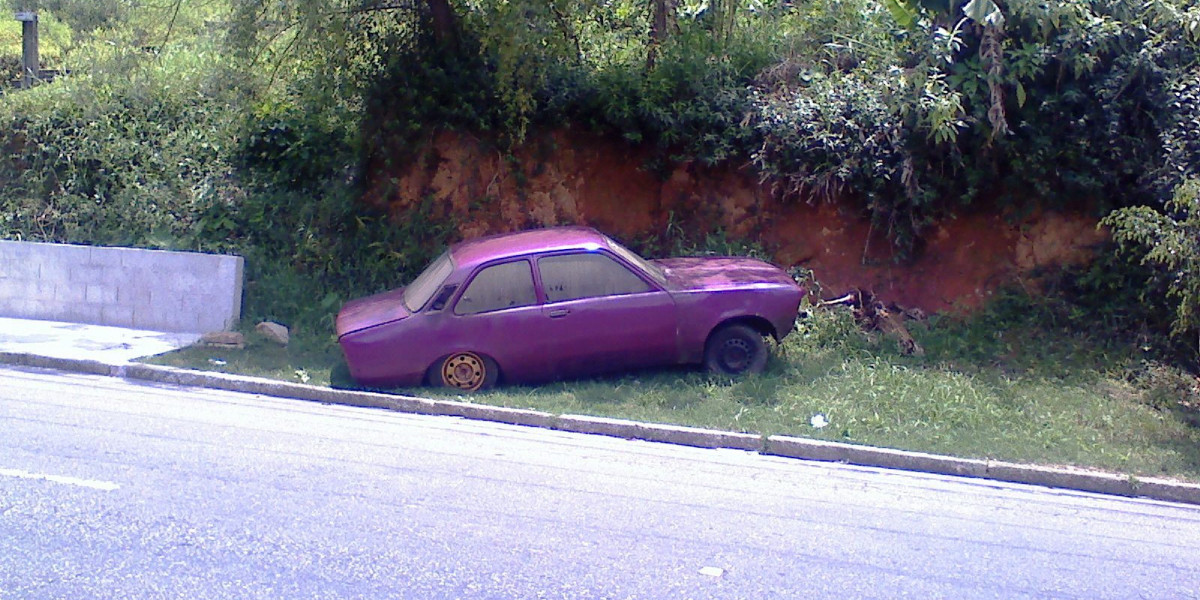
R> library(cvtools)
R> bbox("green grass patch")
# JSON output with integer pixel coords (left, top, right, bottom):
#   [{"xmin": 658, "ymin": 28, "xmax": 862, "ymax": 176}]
[
  {"xmin": 148, "ymin": 328, "xmax": 343, "ymax": 387},
  {"xmin": 145, "ymin": 296, "xmax": 1200, "ymax": 482}
]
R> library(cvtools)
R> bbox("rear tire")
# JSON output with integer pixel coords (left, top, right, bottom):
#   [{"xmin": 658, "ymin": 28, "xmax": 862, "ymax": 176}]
[
  {"xmin": 434, "ymin": 351, "xmax": 499, "ymax": 391},
  {"xmin": 704, "ymin": 324, "xmax": 768, "ymax": 376}
]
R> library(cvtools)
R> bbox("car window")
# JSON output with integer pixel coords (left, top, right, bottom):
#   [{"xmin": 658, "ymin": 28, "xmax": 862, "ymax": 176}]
[
  {"xmin": 403, "ymin": 251, "xmax": 453, "ymax": 312},
  {"xmin": 454, "ymin": 260, "xmax": 537, "ymax": 315},
  {"xmin": 539, "ymin": 253, "xmax": 652, "ymax": 303}
]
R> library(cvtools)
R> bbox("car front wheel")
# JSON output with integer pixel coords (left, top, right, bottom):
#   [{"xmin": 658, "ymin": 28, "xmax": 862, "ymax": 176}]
[
  {"xmin": 436, "ymin": 351, "xmax": 499, "ymax": 391},
  {"xmin": 704, "ymin": 324, "xmax": 769, "ymax": 376}
]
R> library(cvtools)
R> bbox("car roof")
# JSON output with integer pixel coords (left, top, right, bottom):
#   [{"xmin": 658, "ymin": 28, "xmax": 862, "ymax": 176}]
[{"xmin": 449, "ymin": 226, "xmax": 612, "ymax": 270}]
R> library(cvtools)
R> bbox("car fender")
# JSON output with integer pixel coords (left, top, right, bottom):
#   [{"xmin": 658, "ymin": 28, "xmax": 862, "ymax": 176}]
[{"xmin": 670, "ymin": 287, "xmax": 801, "ymax": 364}]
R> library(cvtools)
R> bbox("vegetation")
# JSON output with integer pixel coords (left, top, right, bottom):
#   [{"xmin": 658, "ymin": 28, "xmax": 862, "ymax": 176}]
[
  {"xmin": 1105, "ymin": 179, "xmax": 1200, "ymax": 354},
  {"xmin": 2, "ymin": 1, "xmax": 1196, "ymax": 330},
  {"xmin": 1104, "ymin": 63, "xmax": 1200, "ymax": 354},
  {"xmin": 3, "ymin": 1, "xmax": 1200, "ymax": 476}
]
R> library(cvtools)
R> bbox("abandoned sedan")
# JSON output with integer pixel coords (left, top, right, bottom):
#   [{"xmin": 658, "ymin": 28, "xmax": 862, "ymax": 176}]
[{"xmin": 336, "ymin": 226, "xmax": 804, "ymax": 390}]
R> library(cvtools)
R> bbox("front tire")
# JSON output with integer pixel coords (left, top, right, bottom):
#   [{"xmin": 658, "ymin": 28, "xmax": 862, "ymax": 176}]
[
  {"xmin": 435, "ymin": 351, "xmax": 499, "ymax": 391},
  {"xmin": 704, "ymin": 324, "xmax": 769, "ymax": 376}
]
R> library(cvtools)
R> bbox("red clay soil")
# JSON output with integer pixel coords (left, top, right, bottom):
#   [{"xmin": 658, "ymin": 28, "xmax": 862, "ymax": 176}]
[{"xmin": 363, "ymin": 129, "xmax": 1107, "ymax": 313}]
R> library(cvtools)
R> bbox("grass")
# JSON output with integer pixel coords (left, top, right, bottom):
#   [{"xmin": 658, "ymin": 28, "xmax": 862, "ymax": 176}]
[
  {"xmin": 145, "ymin": 293, "xmax": 1200, "ymax": 482},
  {"xmin": 150, "ymin": 331, "xmax": 344, "ymax": 387}
]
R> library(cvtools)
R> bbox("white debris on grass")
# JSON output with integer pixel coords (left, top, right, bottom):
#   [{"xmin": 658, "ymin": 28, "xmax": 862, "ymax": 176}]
[{"xmin": 810, "ymin": 413, "xmax": 829, "ymax": 429}]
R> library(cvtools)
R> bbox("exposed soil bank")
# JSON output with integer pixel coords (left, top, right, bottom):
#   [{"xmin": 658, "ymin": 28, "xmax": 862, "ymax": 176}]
[{"xmin": 365, "ymin": 130, "xmax": 1106, "ymax": 312}]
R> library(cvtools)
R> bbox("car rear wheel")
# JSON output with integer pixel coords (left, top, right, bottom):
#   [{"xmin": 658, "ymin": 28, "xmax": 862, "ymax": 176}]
[
  {"xmin": 704, "ymin": 324, "xmax": 769, "ymax": 376},
  {"xmin": 436, "ymin": 351, "xmax": 499, "ymax": 391}
]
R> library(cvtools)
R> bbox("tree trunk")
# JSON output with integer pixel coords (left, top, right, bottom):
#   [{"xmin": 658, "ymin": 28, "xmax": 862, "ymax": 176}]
[
  {"xmin": 646, "ymin": 0, "xmax": 677, "ymax": 70},
  {"xmin": 426, "ymin": 0, "xmax": 459, "ymax": 46},
  {"xmin": 712, "ymin": 0, "xmax": 740, "ymax": 46}
]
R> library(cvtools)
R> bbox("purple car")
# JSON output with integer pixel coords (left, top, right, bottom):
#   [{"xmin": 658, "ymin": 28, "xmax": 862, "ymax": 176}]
[{"xmin": 336, "ymin": 226, "xmax": 804, "ymax": 390}]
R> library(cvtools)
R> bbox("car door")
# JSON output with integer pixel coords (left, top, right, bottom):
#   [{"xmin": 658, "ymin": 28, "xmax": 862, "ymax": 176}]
[
  {"xmin": 535, "ymin": 251, "xmax": 678, "ymax": 379},
  {"xmin": 445, "ymin": 259, "xmax": 557, "ymax": 382}
]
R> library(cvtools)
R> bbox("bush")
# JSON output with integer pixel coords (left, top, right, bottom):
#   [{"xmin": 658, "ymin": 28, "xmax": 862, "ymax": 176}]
[
  {"xmin": 1103, "ymin": 179, "xmax": 1200, "ymax": 357},
  {"xmin": 0, "ymin": 44, "xmax": 238, "ymax": 246}
]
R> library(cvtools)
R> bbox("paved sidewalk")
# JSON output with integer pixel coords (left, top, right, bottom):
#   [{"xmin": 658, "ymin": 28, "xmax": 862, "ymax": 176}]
[{"xmin": 0, "ymin": 317, "xmax": 201, "ymax": 365}]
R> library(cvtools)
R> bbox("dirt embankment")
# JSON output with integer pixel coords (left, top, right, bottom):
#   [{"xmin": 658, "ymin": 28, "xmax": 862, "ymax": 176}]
[{"xmin": 363, "ymin": 129, "xmax": 1107, "ymax": 313}]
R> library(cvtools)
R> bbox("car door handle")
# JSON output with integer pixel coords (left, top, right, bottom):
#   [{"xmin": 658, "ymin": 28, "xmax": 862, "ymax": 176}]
[{"xmin": 548, "ymin": 308, "xmax": 570, "ymax": 318}]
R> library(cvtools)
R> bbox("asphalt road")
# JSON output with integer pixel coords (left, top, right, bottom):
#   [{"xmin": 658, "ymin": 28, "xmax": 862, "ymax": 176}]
[{"xmin": 2, "ymin": 366, "xmax": 1199, "ymax": 599}]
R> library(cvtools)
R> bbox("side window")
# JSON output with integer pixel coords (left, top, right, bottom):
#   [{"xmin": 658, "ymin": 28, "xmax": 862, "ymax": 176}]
[
  {"xmin": 454, "ymin": 261, "xmax": 537, "ymax": 315},
  {"xmin": 539, "ymin": 253, "xmax": 652, "ymax": 303}
]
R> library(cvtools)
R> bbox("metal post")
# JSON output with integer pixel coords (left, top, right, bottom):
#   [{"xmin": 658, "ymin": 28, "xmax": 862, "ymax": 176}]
[{"xmin": 15, "ymin": 11, "xmax": 38, "ymax": 89}]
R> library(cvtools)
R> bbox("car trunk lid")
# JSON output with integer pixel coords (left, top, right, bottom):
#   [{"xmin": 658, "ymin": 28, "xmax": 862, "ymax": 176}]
[{"xmin": 652, "ymin": 257, "xmax": 797, "ymax": 291}]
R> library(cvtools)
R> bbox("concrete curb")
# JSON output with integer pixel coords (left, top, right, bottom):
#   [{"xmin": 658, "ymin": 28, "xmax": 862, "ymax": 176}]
[
  {"xmin": 764, "ymin": 435, "xmax": 989, "ymax": 478},
  {"xmin": 4, "ymin": 350, "xmax": 1200, "ymax": 506},
  {"xmin": 0, "ymin": 352, "xmax": 117, "ymax": 377},
  {"xmin": 554, "ymin": 414, "xmax": 762, "ymax": 451},
  {"xmin": 764, "ymin": 435, "xmax": 1200, "ymax": 504},
  {"xmin": 119, "ymin": 363, "xmax": 560, "ymax": 430}
]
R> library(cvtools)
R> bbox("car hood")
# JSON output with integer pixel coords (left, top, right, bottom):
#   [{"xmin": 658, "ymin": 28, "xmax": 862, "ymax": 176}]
[
  {"xmin": 336, "ymin": 287, "xmax": 410, "ymax": 338},
  {"xmin": 652, "ymin": 257, "xmax": 798, "ymax": 291}
]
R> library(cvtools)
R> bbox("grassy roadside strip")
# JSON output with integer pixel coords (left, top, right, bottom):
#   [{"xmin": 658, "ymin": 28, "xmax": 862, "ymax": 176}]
[{"xmin": 145, "ymin": 297, "xmax": 1200, "ymax": 483}]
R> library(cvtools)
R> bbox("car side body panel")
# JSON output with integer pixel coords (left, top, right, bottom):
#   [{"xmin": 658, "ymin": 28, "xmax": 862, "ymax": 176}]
[{"xmin": 536, "ymin": 290, "xmax": 679, "ymax": 379}]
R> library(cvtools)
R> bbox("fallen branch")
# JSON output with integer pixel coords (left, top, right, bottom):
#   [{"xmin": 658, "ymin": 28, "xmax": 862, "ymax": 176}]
[{"xmin": 818, "ymin": 288, "xmax": 925, "ymax": 356}]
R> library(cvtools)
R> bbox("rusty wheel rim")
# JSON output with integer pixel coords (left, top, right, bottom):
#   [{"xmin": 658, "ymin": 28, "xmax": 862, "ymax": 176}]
[{"xmin": 441, "ymin": 352, "xmax": 486, "ymax": 391}]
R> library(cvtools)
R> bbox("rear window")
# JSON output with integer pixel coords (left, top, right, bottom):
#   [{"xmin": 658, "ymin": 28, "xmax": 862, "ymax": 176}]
[
  {"xmin": 604, "ymin": 235, "xmax": 666, "ymax": 286},
  {"xmin": 539, "ymin": 253, "xmax": 651, "ymax": 302}
]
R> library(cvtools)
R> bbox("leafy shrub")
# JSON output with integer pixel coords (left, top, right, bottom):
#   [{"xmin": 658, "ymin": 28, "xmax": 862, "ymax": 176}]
[
  {"xmin": 1100, "ymin": 64, "xmax": 1200, "ymax": 360},
  {"xmin": 0, "ymin": 54, "xmax": 18, "ymax": 88},
  {"xmin": 232, "ymin": 185, "xmax": 454, "ymax": 334},
  {"xmin": 1039, "ymin": 243, "xmax": 1177, "ymax": 342},
  {"xmin": 0, "ymin": 43, "xmax": 238, "ymax": 246},
  {"xmin": 555, "ymin": 46, "xmax": 759, "ymax": 167},
  {"xmin": 240, "ymin": 100, "xmax": 355, "ymax": 190},
  {"xmin": 1103, "ymin": 179, "xmax": 1200, "ymax": 355},
  {"xmin": 362, "ymin": 30, "xmax": 498, "ymax": 154},
  {"xmin": 628, "ymin": 213, "xmax": 772, "ymax": 262},
  {"xmin": 1157, "ymin": 66, "xmax": 1200, "ymax": 193},
  {"xmin": 750, "ymin": 70, "xmax": 921, "ymax": 243},
  {"xmin": 553, "ymin": 20, "xmax": 773, "ymax": 166}
]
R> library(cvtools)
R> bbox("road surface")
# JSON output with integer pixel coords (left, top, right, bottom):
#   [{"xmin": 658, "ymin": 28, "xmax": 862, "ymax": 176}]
[{"xmin": 2, "ymin": 365, "xmax": 1199, "ymax": 599}]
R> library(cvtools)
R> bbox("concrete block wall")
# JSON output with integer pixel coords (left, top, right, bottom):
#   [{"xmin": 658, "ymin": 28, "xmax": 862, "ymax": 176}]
[{"xmin": 0, "ymin": 240, "xmax": 243, "ymax": 333}]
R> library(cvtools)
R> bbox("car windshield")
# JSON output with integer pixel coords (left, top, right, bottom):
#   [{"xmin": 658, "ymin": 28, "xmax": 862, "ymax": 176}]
[
  {"xmin": 604, "ymin": 235, "xmax": 667, "ymax": 286},
  {"xmin": 403, "ymin": 251, "xmax": 454, "ymax": 312}
]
